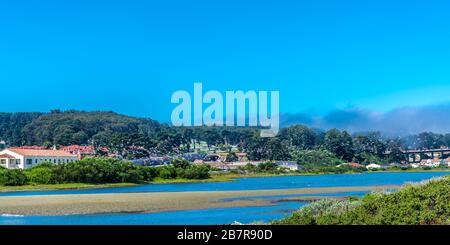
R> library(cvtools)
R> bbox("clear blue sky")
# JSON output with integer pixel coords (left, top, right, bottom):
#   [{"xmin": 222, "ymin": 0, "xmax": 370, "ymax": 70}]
[{"xmin": 1, "ymin": 0, "xmax": 450, "ymax": 123}]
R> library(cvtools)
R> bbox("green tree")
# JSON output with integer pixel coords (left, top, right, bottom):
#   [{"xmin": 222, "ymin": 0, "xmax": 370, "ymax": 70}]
[
  {"xmin": 291, "ymin": 149, "xmax": 342, "ymax": 169},
  {"xmin": 417, "ymin": 132, "xmax": 445, "ymax": 149},
  {"xmin": 0, "ymin": 168, "xmax": 28, "ymax": 186},
  {"xmin": 323, "ymin": 129, "xmax": 355, "ymax": 162},
  {"xmin": 178, "ymin": 165, "xmax": 211, "ymax": 179},
  {"xmin": 25, "ymin": 162, "xmax": 57, "ymax": 184},
  {"xmin": 225, "ymin": 152, "xmax": 239, "ymax": 162},
  {"xmin": 157, "ymin": 165, "xmax": 177, "ymax": 179},
  {"xmin": 171, "ymin": 158, "xmax": 190, "ymax": 169},
  {"xmin": 279, "ymin": 125, "xmax": 316, "ymax": 149},
  {"xmin": 257, "ymin": 162, "xmax": 278, "ymax": 172}
]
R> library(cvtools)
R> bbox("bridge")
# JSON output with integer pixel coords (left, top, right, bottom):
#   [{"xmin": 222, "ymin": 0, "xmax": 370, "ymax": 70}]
[{"xmin": 397, "ymin": 148, "xmax": 450, "ymax": 163}]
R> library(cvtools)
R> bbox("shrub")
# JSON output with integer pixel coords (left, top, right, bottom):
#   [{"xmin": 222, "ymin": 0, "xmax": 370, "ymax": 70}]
[
  {"xmin": 171, "ymin": 158, "xmax": 190, "ymax": 169},
  {"xmin": 292, "ymin": 149, "xmax": 343, "ymax": 170},
  {"xmin": 52, "ymin": 157, "xmax": 146, "ymax": 184},
  {"xmin": 178, "ymin": 165, "xmax": 211, "ymax": 179},
  {"xmin": 225, "ymin": 152, "xmax": 238, "ymax": 162},
  {"xmin": 0, "ymin": 157, "xmax": 209, "ymax": 186},
  {"xmin": 25, "ymin": 162, "xmax": 57, "ymax": 184},
  {"xmin": 139, "ymin": 166, "xmax": 159, "ymax": 181},
  {"xmin": 123, "ymin": 168, "xmax": 144, "ymax": 183},
  {"xmin": 238, "ymin": 163, "xmax": 257, "ymax": 173},
  {"xmin": 0, "ymin": 168, "xmax": 28, "ymax": 186},
  {"xmin": 272, "ymin": 199, "xmax": 361, "ymax": 225},
  {"xmin": 257, "ymin": 162, "xmax": 278, "ymax": 172},
  {"xmin": 157, "ymin": 165, "xmax": 177, "ymax": 179},
  {"xmin": 274, "ymin": 176, "xmax": 450, "ymax": 225}
]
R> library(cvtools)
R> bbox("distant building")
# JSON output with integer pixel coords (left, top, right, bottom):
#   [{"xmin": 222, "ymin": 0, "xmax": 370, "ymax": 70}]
[
  {"xmin": 236, "ymin": 153, "xmax": 248, "ymax": 162},
  {"xmin": 203, "ymin": 154, "xmax": 221, "ymax": 162},
  {"xmin": 0, "ymin": 148, "xmax": 77, "ymax": 169},
  {"xmin": 225, "ymin": 161, "xmax": 254, "ymax": 169},
  {"xmin": 275, "ymin": 161, "xmax": 299, "ymax": 171},
  {"xmin": 182, "ymin": 153, "xmax": 206, "ymax": 161},
  {"xmin": 446, "ymin": 157, "xmax": 450, "ymax": 167},
  {"xmin": 201, "ymin": 161, "xmax": 263, "ymax": 171},
  {"xmin": 338, "ymin": 162, "xmax": 364, "ymax": 168},
  {"xmin": 419, "ymin": 159, "xmax": 442, "ymax": 168},
  {"xmin": 60, "ymin": 145, "xmax": 96, "ymax": 160},
  {"xmin": 366, "ymin": 163, "xmax": 382, "ymax": 170},
  {"xmin": 131, "ymin": 156, "xmax": 171, "ymax": 166},
  {"xmin": 202, "ymin": 161, "xmax": 230, "ymax": 171},
  {"xmin": 216, "ymin": 152, "xmax": 248, "ymax": 162},
  {"xmin": 14, "ymin": 145, "xmax": 48, "ymax": 150}
]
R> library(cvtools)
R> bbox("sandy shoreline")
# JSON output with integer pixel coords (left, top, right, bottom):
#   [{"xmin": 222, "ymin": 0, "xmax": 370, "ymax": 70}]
[{"xmin": 0, "ymin": 185, "xmax": 399, "ymax": 216}]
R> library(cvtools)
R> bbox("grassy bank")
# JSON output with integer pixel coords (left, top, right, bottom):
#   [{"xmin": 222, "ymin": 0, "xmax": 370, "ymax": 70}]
[
  {"xmin": 0, "ymin": 182, "xmax": 140, "ymax": 192},
  {"xmin": 0, "ymin": 175, "xmax": 239, "ymax": 192},
  {"xmin": 273, "ymin": 175, "xmax": 450, "ymax": 225},
  {"xmin": 151, "ymin": 175, "xmax": 235, "ymax": 184},
  {"xmin": 0, "ymin": 178, "xmax": 234, "ymax": 193}
]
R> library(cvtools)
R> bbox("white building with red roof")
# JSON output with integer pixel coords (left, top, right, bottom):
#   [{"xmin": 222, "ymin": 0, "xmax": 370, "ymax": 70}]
[{"xmin": 0, "ymin": 148, "xmax": 77, "ymax": 169}]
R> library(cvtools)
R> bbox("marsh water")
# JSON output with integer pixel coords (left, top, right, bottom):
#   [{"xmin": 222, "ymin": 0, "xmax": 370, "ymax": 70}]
[{"xmin": 0, "ymin": 171, "xmax": 448, "ymax": 225}]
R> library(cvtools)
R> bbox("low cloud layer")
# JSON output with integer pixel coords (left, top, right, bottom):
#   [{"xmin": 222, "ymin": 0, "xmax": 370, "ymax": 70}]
[{"xmin": 280, "ymin": 103, "xmax": 450, "ymax": 136}]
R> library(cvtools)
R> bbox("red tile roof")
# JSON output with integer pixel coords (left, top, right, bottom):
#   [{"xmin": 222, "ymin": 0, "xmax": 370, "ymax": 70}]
[
  {"xmin": 15, "ymin": 146, "xmax": 48, "ymax": 150},
  {"xmin": 342, "ymin": 162, "xmax": 364, "ymax": 167},
  {"xmin": 7, "ymin": 148, "xmax": 76, "ymax": 157},
  {"xmin": 60, "ymin": 145, "xmax": 95, "ymax": 154},
  {"xmin": 0, "ymin": 153, "xmax": 15, "ymax": 159}
]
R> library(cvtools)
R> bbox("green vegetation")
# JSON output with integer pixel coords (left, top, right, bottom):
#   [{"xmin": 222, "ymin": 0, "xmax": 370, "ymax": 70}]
[
  {"xmin": 156, "ymin": 163, "xmax": 210, "ymax": 180},
  {"xmin": 291, "ymin": 149, "xmax": 343, "ymax": 169},
  {"xmin": 0, "ymin": 111, "xmax": 160, "ymax": 146},
  {"xmin": 0, "ymin": 182, "xmax": 139, "ymax": 192},
  {"xmin": 273, "ymin": 175, "xmax": 450, "ymax": 225},
  {"xmin": 0, "ymin": 112, "xmax": 44, "ymax": 146},
  {"xmin": 235, "ymin": 162, "xmax": 287, "ymax": 174},
  {"xmin": 0, "ymin": 168, "xmax": 27, "ymax": 186},
  {"xmin": 2, "ymin": 110, "xmax": 450, "ymax": 168},
  {"xmin": 0, "ymin": 157, "xmax": 211, "ymax": 187},
  {"xmin": 225, "ymin": 152, "xmax": 239, "ymax": 162}
]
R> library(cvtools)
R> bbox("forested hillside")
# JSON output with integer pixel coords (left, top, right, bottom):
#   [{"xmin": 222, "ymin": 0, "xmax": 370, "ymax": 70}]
[
  {"xmin": 0, "ymin": 110, "xmax": 162, "ymax": 146},
  {"xmin": 0, "ymin": 112, "xmax": 43, "ymax": 146},
  {"xmin": 1, "ymin": 110, "xmax": 450, "ymax": 164}
]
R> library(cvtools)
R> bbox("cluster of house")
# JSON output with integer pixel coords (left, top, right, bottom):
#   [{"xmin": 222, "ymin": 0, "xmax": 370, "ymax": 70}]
[
  {"xmin": 131, "ymin": 156, "xmax": 172, "ymax": 166},
  {"xmin": 337, "ymin": 162, "xmax": 390, "ymax": 170},
  {"xmin": 0, "ymin": 142, "xmax": 300, "ymax": 172},
  {"xmin": 128, "ymin": 152, "xmax": 300, "ymax": 171},
  {"xmin": 2, "ymin": 141, "xmax": 449, "ymax": 171},
  {"xmin": 411, "ymin": 158, "xmax": 450, "ymax": 168},
  {"xmin": 59, "ymin": 145, "xmax": 98, "ymax": 159},
  {"xmin": 183, "ymin": 152, "xmax": 299, "ymax": 171},
  {"xmin": 195, "ymin": 160, "xmax": 299, "ymax": 171},
  {"xmin": 338, "ymin": 158, "xmax": 450, "ymax": 170}
]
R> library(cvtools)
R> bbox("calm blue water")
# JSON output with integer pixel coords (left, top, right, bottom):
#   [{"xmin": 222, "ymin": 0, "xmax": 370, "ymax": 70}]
[
  {"xmin": 0, "ymin": 171, "xmax": 447, "ymax": 196},
  {"xmin": 0, "ymin": 172, "xmax": 448, "ymax": 225},
  {"xmin": 0, "ymin": 201, "xmax": 307, "ymax": 225}
]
